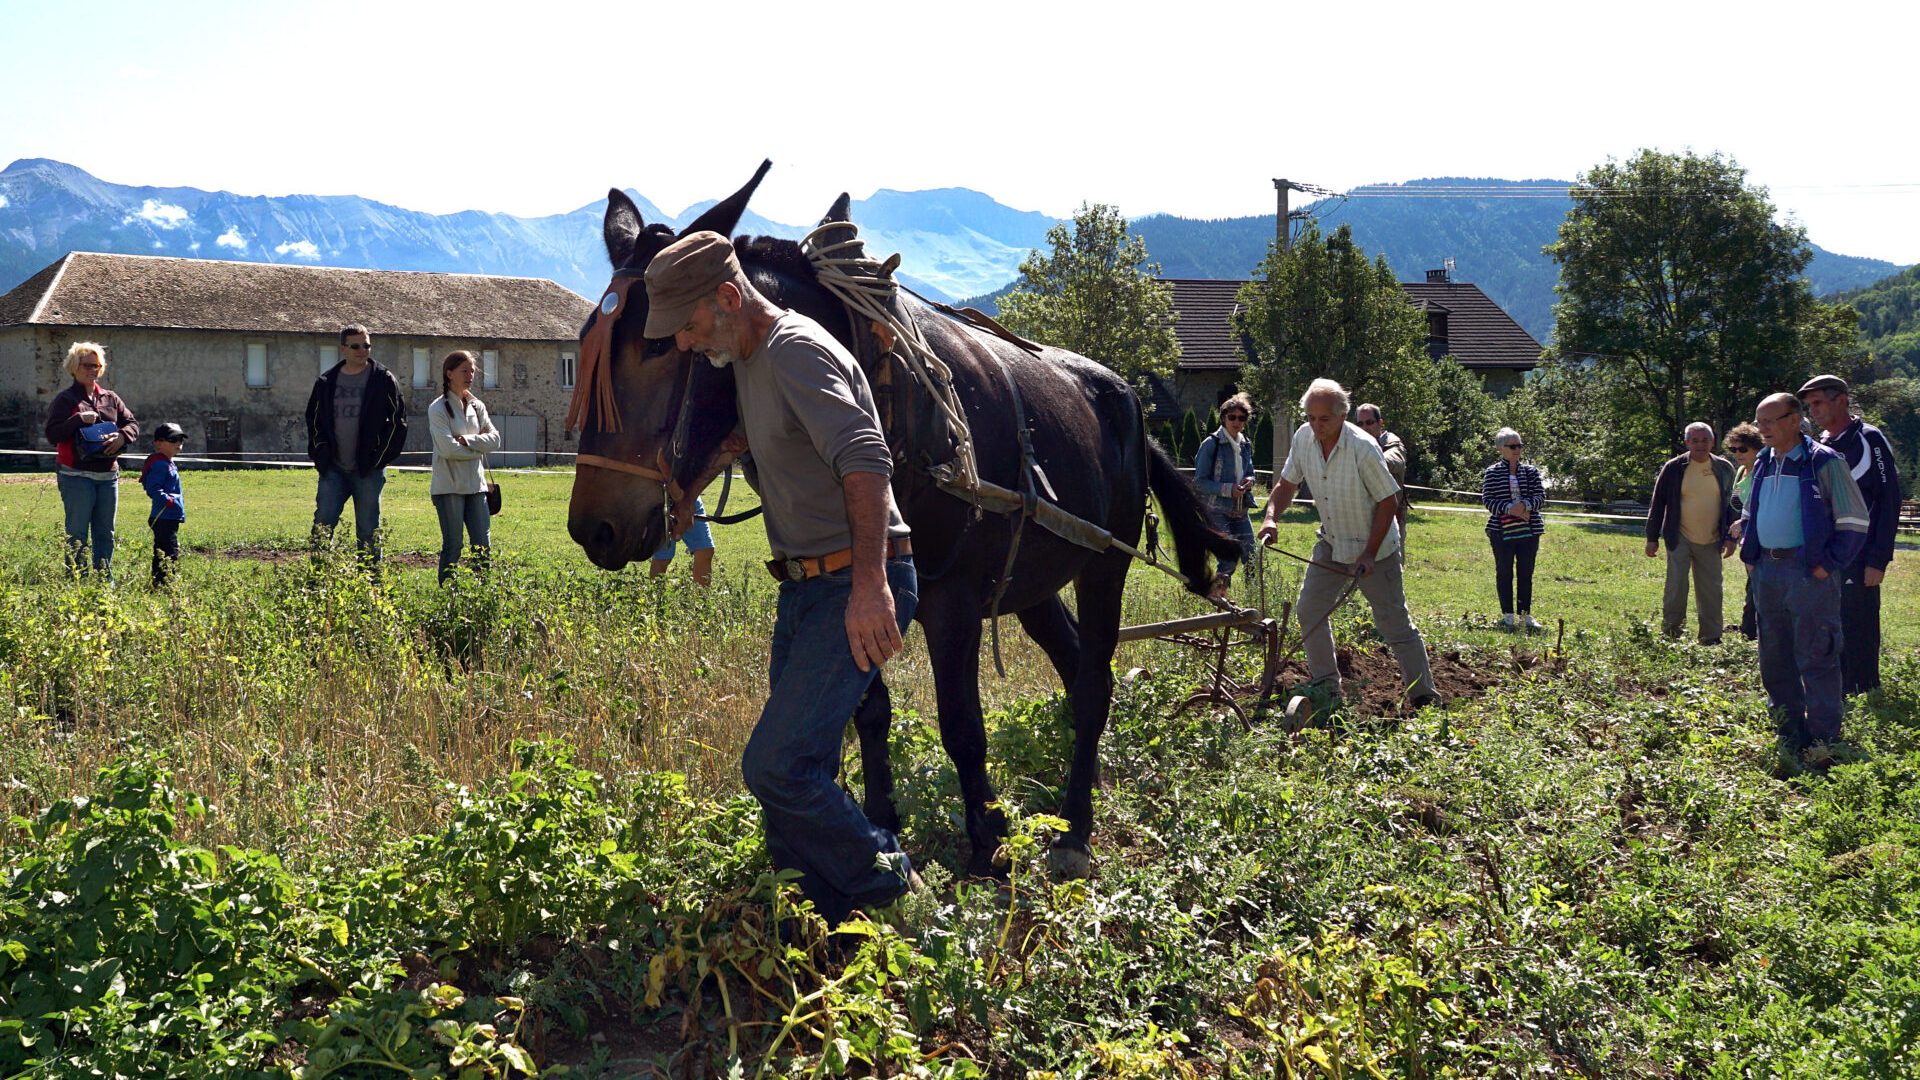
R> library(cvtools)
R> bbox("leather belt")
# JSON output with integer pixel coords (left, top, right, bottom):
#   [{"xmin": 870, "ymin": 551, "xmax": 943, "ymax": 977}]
[
  {"xmin": 1764, "ymin": 546, "xmax": 1801, "ymax": 560},
  {"xmin": 767, "ymin": 537, "xmax": 912, "ymax": 582}
]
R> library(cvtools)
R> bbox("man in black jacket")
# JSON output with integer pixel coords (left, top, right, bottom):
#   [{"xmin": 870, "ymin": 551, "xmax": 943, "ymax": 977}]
[
  {"xmin": 1644, "ymin": 422, "xmax": 1738, "ymax": 644},
  {"xmin": 1800, "ymin": 374, "xmax": 1902, "ymax": 695},
  {"xmin": 305, "ymin": 324, "xmax": 407, "ymax": 562}
]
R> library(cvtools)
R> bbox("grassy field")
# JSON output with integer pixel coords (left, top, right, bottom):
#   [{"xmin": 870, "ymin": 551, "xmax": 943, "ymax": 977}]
[{"xmin": 1, "ymin": 467, "xmax": 1917, "ymax": 1076}]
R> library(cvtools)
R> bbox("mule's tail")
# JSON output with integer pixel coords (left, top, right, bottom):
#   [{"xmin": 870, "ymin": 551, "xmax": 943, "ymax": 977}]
[{"xmin": 1146, "ymin": 439, "xmax": 1242, "ymax": 595}]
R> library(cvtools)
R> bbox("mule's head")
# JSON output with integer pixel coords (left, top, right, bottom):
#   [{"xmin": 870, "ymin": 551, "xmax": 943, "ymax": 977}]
[{"xmin": 566, "ymin": 161, "xmax": 769, "ymax": 569}]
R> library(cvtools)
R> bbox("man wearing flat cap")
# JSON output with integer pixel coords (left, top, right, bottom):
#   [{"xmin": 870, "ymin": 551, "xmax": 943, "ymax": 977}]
[
  {"xmin": 644, "ymin": 230, "xmax": 917, "ymax": 925},
  {"xmin": 1799, "ymin": 374, "xmax": 1901, "ymax": 696}
]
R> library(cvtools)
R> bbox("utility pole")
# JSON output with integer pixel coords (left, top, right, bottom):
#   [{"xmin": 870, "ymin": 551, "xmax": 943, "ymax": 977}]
[
  {"xmin": 1265, "ymin": 178, "xmax": 1341, "ymax": 470},
  {"xmin": 1274, "ymin": 178, "xmax": 1291, "ymax": 250}
]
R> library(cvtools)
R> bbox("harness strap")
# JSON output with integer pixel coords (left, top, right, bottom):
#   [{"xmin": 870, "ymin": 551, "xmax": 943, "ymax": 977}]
[{"xmin": 567, "ymin": 273, "xmax": 643, "ymax": 436}]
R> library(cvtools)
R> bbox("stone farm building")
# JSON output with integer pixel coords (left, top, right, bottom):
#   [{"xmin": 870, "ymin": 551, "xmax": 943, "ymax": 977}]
[
  {"xmin": 1151, "ymin": 268, "xmax": 1544, "ymax": 420},
  {"xmin": 0, "ymin": 252, "xmax": 593, "ymax": 466}
]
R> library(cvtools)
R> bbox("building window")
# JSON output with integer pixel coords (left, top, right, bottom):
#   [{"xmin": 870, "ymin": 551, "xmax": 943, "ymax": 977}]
[
  {"xmin": 559, "ymin": 351, "xmax": 576, "ymax": 389},
  {"xmin": 205, "ymin": 415, "xmax": 231, "ymax": 443},
  {"xmin": 319, "ymin": 344, "xmax": 338, "ymax": 375},
  {"xmin": 413, "ymin": 347, "xmax": 432, "ymax": 390},
  {"xmin": 245, "ymin": 343, "xmax": 269, "ymax": 387},
  {"xmin": 482, "ymin": 349, "xmax": 499, "ymax": 389}
]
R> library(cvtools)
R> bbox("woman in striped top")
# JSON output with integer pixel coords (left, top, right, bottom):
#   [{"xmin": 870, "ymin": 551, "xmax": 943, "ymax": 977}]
[{"xmin": 1481, "ymin": 427, "xmax": 1546, "ymax": 631}]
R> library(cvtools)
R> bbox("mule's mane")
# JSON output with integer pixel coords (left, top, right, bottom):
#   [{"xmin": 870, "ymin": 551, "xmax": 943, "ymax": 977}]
[{"xmin": 733, "ymin": 234, "xmax": 818, "ymax": 285}]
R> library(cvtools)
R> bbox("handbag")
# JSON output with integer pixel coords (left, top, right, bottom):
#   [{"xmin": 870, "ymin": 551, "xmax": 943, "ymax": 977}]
[
  {"xmin": 486, "ymin": 482, "xmax": 502, "ymax": 516},
  {"xmin": 75, "ymin": 420, "xmax": 119, "ymax": 461},
  {"xmin": 1500, "ymin": 515, "xmax": 1533, "ymax": 541}
]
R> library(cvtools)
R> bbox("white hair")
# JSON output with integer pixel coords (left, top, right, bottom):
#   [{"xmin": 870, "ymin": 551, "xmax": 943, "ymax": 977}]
[
  {"xmin": 1685, "ymin": 421, "xmax": 1715, "ymax": 440},
  {"xmin": 1495, "ymin": 427, "xmax": 1521, "ymax": 447},
  {"xmin": 1299, "ymin": 378, "xmax": 1350, "ymax": 415}
]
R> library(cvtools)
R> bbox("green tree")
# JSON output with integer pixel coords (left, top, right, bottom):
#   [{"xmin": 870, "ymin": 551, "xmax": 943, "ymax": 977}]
[
  {"xmin": 1234, "ymin": 222, "xmax": 1441, "ymax": 473},
  {"xmin": 1548, "ymin": 149, "xmax": 1861, "ymax": 451},
  {"xmin": 997, "ymin": 202, "xmax": 1180, "ymax": 388}
]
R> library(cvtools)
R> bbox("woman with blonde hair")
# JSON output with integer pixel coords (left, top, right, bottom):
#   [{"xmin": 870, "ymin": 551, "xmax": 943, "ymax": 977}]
[
  {"xmin": 428, "ymin": 350, "xmax": 501, "ymax": 583},
  {"xmin": 44, "ymin": 342, "xmax": 138, "ymax": 578}
]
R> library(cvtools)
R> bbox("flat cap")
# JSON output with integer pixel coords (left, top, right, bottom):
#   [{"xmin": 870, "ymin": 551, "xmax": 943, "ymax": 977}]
[
  {"xmin": 642, "ymin": 231, "xmax": 740, "ymax": 339},
  {"xmin": 1797, "ymin": 373, "xmax": 1849, "ymax": 397}
]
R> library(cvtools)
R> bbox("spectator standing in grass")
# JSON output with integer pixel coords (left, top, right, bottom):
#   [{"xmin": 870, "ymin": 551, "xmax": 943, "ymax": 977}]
[
  {"xmin": 428, "ymin": 350, "xmax": 501, "ymax": 585},
  {"xmin": 1742, "ymin": 392, "xmax": 1869, "ymax": 773},
  {"xmin": 305, "ymin": 324, "xmax": 407, "ymax": 564},
  {"xmin": 1258, "ymin": 378, "xmax": 1436, "ymax": 709},
  {"xmin": 1799, "ymin": 374, "xmax": 1902, "ymax": 696},
  {"xmin": 140, "ymin": 423, "xmax": 187, "ymax": 588},
  {"xmin": 651, "ymin": 495, "xmax": 716, "ymax": 586},
  {"xmin": 1725, "ymin": 422, "xmax": 1764, "ymax": 640},
  {"xmin": 1193, "ymin": 392, "xmax": 1258, "ymax": 599},
  {"xmin": 44, "ymin": 341, "xmax": 138, "ymax": 579},
  {"xmin": 1644, "ymin": 422, "xmax": 1738, "ymax": 644},
  {"xmin": 1353, "ymin": 403, "xmax": 1409, "ymax": 544},
  {"xmin": 1480, "ymin": 427, "xmax": 1545, "ymax": 631}
]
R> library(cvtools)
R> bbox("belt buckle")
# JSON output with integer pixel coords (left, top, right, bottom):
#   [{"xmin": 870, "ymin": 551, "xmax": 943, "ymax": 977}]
[{"xmin": 783, "ymin": 558, "xmax": 807, "ymax": 581}]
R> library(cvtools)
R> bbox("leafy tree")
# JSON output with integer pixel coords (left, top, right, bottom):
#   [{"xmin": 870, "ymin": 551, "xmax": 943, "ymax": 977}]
[
  {"xmin": 997, "ymin": 202, "xmax": 1180, "ymax": 389},
  {"xmin": 1547, "ymin": 149, "xmax": 1861, "ymax": 451},
  {"xmin": 1234, "ymin": 222, "xmax": 1441, "ymax": 473},
  {"xmin": 1498, "ymin": 358, "xmax": 1660, "ymax": 504}
]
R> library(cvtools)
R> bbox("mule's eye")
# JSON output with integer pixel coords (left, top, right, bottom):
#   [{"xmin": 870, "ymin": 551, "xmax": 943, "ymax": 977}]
[
  {"xmin": 600, "ymin": 291, "xmax": 620, "ymax": 316},
  {"xmin": 642, "ymin": 338, "xmax": 673, "ymax": 358}
]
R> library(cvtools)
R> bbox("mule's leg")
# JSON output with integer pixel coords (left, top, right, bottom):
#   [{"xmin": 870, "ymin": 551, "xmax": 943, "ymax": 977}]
[
  {"xmin": 919, "ymin": 590, "xmax": 1006, "ymax": 877},
  {"xmin": 851, "ymin": 676, "xmax": 900, "ymax": 833},
  {"xmin": 1050, "ymin": 552, "xmax": 1130, "ymax": 879},
  {"xmin": 1016, "ymin": 596, "xmax": 1081, "ymax": 690}
]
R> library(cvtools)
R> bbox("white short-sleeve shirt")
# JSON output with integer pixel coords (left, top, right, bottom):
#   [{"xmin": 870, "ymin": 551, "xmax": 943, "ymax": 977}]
[{"xmin": 1280, "ymin": 420, "xmax": 1404, "ymax": 562}]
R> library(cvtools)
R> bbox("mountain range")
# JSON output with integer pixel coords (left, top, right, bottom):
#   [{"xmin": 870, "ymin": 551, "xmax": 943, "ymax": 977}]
[{"xmin": 0, "ymin": 160, "xmax": 1904, "ymax": 343}]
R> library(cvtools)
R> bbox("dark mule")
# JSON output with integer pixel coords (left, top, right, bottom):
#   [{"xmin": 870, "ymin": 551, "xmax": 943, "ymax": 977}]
[{"xmin": 567, "ymin": 165, "xmax": 1235, "ymax": 877}]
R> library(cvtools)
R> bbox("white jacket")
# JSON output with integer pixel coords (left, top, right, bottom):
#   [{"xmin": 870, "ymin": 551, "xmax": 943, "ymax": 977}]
[{"xmin": 428, "ymin": 394, "xmax": 502, "ymax": 496}]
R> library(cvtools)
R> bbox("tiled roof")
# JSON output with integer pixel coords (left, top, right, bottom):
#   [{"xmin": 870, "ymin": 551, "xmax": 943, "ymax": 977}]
[
  {"xmin": 1164, "ymin": 279, "xmax": 1251, "ymax": 371},
  {"xmin": 1162, "ymin": 277, "xmax": 1541, "ymax": 373},
  {"xmin": 0, "ymin": 252, "xmax": 592, "ymax": 341},
  {"xmin": 1398, "ymin": 280, "xmax": 1542, "ymax": 370}
]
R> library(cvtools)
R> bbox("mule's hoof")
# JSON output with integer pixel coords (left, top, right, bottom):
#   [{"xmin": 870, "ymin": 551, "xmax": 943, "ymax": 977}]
[{"xmin": 1046, "ymin": 843, "xmax": 1091, "ymax": 880}]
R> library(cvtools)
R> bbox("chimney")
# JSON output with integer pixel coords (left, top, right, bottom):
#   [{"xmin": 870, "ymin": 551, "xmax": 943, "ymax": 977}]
[{"xmin": 1425, "ymin": 267, "xmax": 1450, "ymax": 283}]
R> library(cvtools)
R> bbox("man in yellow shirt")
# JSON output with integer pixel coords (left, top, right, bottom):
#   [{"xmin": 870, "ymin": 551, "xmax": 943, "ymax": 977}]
[{"xmin": 1644, "ymin": 422, "xmax": 1738, "ymax": 644}]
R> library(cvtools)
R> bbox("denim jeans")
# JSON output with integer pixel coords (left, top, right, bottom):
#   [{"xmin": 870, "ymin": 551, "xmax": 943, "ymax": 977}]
[
  {"xmin": 1211, "ymin": 501, "xmax": 1256, "ymax": 582},
  {"xmin": 314, "ymin": 466, "xmax": 387, "ymax": 561},
  {"xmin": 56, "ymin": 471, "xmax": 118, "ymax": 576},
  {"xmin": 742, "ymin": 556, "xmax": 919, "ymax": 924},
  {"xmin": 432, "ymin": 492, "xmax": 491, "ymax": 584},
  {"xmin": 1753, "ymin": 557, "xmax": 1844, "ymax": 745}
]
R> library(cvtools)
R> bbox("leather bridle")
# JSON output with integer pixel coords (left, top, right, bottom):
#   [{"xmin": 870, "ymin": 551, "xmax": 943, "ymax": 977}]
[{"xmin": 566, "ymin": 267, "xmax": 701, "ymax": 519}]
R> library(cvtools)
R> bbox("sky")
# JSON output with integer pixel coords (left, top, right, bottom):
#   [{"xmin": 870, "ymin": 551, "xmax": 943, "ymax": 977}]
[{"xmin": 5, "ymin": 0, "xmax": 1920, "ymax": 263}]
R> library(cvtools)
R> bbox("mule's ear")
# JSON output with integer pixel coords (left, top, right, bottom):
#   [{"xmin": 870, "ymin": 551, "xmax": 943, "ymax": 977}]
[
  {"xmin": 685, "ymin": 159, "xmax": 772, "ymax": 238},
  {"xmin": 813, "ymin": 192, "xmax": 861, "ymax": 258},
  {"xmin": 604, "ymin": 188, "xmax": 645, "ymax": 268}
]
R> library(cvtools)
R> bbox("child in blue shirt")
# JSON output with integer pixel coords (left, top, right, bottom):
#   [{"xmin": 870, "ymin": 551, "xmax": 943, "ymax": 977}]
[{"xmin": 141, "ymin": 423, "xmax": 187, "ymax": 587}]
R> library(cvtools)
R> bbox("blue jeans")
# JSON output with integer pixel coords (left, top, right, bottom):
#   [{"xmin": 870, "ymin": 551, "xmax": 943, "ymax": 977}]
[
  {"xmin": 1753, "ymin": 557, "xmax": 1844, "ymax": 745},
  {"xmin": 56, "ymin": 472, "xmax": 118, "ymax": 576},
  {"xmin": 314, "ymin": 467, "xmax": 387, "ymax": 561},
  {"xmin": 432, "ymin": 492, "xmax": 491, "ymax": 584},
  {"xmin": 1212, "ymin": 502, "xmax": 1256, "ymax": 582},
  {"xmin": 742, "ymin": 557, "xmax": 919, "ymax": 924}
]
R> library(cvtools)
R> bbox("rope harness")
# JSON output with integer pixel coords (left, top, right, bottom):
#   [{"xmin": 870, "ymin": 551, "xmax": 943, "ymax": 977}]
[{"xmin": 799, "ymin": 222, "xmax": 1201, "ymax": 672}]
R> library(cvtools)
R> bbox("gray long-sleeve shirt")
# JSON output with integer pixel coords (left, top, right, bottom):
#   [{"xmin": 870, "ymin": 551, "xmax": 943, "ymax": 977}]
[{"xmin": 736, "ymin": 312, "xmax": 908, "ymax": 559}]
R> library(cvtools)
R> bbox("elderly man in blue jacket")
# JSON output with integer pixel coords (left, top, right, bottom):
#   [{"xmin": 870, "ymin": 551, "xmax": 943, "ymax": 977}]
[{"xmin": 1741, "ymin": 392, "xmax": 1870, "ymax": 772}]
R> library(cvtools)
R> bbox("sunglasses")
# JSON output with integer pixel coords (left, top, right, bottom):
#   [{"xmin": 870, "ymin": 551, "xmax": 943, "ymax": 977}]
[
  {"xmin": 1224, "ymin": 413, "xmax": 1248, "ymax": 421},
  {"xmin": 1502, "ymin": 442, "xmax": 1524, "ymax": 450},
  {"xmin": 344, "ymin": 343, "xmax": 371, "ymax": 351}
]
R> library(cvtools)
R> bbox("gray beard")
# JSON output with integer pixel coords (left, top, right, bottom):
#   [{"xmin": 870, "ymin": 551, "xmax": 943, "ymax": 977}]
[{"xmin": 700, "ymin": 306, "xmax": 740, "ymax": 367}]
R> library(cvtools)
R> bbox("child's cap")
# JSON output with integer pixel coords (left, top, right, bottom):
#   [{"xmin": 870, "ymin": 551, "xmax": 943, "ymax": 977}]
[{"xmin": 153, "ymin": 422, "xmax": 188, "ymax": 445}]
